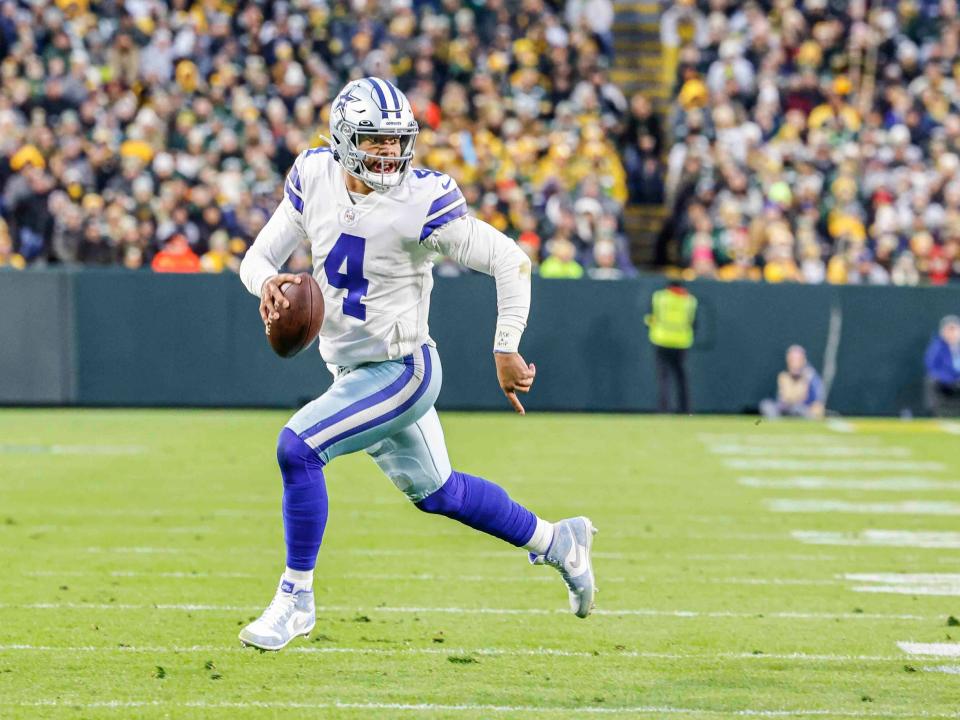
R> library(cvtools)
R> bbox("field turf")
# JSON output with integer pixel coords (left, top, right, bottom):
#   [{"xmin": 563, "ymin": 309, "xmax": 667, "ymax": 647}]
[{"xmin": 1, "ymin": 409, "xmax": 960, "ymax": 718}]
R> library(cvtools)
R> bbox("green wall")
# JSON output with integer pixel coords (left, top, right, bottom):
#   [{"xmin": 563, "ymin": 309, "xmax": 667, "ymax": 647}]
[{"xmin": 1, "ymin": 269, "xmax": 957, "ymax": 415}]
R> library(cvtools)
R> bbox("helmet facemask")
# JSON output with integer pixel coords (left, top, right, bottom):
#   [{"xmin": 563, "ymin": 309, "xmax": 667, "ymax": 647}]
[{"xmin": 339, "ymin": 127, "xmax": 418, "ymax": 193}]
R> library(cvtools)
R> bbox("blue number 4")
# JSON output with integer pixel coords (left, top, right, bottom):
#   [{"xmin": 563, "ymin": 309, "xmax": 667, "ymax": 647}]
[{"xmin": 323, "ymin": 233, "xmax": 369, "ymax": 320}]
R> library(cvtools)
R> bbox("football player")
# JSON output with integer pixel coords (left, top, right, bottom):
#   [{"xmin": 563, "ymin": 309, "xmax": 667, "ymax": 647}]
[{"xmin": 238, "ymin": 77, "xmax": 597, "ymax": 650}]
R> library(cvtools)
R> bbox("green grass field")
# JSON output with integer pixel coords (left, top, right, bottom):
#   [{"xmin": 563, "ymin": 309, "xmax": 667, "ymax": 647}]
[{"xmin": 2, "ymin": 409, "xmax": 960, "ymax": 719}]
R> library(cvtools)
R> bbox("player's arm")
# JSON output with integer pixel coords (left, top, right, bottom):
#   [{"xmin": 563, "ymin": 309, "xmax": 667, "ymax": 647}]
[
  {"xmin": 239, "ymin": 163, "xmax": 308, "ymax": 327},
  {"xmin": 429, "ymin": 215, "xmax": 535, "ymax": 415}
]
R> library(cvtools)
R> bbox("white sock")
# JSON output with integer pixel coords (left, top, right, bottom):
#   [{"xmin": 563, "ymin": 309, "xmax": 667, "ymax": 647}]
[
  {"xmin": 523, "ymin": 517, "xmax": 555, "ymax": 555},
  {"xmin": 281, "ymin": 567, "xmax": 314, "ymax": 593}
]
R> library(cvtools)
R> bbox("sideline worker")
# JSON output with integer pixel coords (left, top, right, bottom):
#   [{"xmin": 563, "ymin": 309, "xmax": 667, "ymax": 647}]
[
  {"xmin": 645, "ymin": 280, "xmax": 698, "ymax": 413},
  {"xmin": 925, "ymin": 314, "xmax": 960, "ymax": 417}
]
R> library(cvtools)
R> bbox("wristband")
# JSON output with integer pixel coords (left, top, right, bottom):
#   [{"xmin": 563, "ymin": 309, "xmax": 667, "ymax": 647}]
[{"xmin": 493, "ymin": 325, "xmax": 522, "ymax": 354}]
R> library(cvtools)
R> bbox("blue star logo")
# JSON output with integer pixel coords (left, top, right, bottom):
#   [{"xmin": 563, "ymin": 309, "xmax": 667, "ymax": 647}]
[{"xmin": 336, "ymin": 87, "xmax": 361, "ymax": 115}]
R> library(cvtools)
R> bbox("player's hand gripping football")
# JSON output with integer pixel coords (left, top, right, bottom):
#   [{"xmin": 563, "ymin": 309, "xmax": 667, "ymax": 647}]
[
  {"xmin": 260, "ymin": 274, "xmax": 302, "ymax": 331},
  {"xmin": 494, "ymin": 352, "xmax": 536, "ymax": 415}
]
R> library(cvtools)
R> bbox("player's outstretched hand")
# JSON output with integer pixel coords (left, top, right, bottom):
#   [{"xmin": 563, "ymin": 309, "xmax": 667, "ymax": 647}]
[
  {"xmin": 494, "ymin": 352, "xmax": 536, "ymax": 415},
  {"xmin": 259, "ymin": 274, "xmax": 303, "ymax": 329}
]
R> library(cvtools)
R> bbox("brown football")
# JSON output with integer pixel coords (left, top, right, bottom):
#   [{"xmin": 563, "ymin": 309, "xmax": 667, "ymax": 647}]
[{"xmin": 267, "ymin": 273, "xmax": 324, "ymax": 358}]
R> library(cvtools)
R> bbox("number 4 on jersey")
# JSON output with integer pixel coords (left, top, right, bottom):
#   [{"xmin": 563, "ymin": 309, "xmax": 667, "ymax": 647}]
[{"xmin": 324, "ymin": 233, "xmax": 369, "ymax": 320}]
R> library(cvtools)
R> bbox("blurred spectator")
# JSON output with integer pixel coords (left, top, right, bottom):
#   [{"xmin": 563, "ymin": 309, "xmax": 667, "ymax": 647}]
[
  {"xmin": 566, "ymin": 0, "xmax": 615, "ymax": 58},
  {"xmin": 588, "ymin": 238, "xmax": 636, "ymax": 279},
  {"xmin": 622, "ymin": 93, "xmax": 665, "ymax": 204},
  {"xmin": 77, "ymin": 221, "xmax": 115, "ymax": 266},
  {"xmin": 122, "ymin": 246, "xmax": 145, "ymax": 271},
  {"xmin": 0, "ymin": 218, "xmax": 25, "ymax": 270},
  {"xmin": 202, "ymin": 231, "xmax": 242, "ymax": 274},
  {"xmin": 662, "ymin": 0, "xmax": 960, "ymax": 285},
  {"xmin": 0, "ymin": 0, "xmax": 631, "ymax": 276},
  {"xmin": 151, "ymin": 235, "xmax": 201, "ymax": 274},
  {"xmin": 540, "ymin": 237, "xmax": 584, "ymax": 278},
  {"xmin": 925, "ymin": 314, "xmax": 960, "ymax": 417},
  {"xmin": 759, "ymin": 345, "xmax": 825, "ymax": 420}
]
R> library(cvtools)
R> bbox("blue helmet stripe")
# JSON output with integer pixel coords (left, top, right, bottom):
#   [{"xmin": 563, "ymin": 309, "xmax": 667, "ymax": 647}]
[
  {"xmin": 366, "ymin": 78, "xmax": 390, "ymax": 118},
  {"xmin": 384, "ymin": 80, "xmax": 402, "ymax": 116}
]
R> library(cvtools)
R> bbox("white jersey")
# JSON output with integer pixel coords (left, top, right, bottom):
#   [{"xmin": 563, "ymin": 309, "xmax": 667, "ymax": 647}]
[{"xmin": 240, "ymin": 148, "xmax": 531, "ymax": 368}]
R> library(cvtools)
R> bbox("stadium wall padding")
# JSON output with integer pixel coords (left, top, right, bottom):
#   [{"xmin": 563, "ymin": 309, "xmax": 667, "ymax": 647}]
[{"xmin": 1, "ymin": 269, "xmax": 957, "ymax": 415}]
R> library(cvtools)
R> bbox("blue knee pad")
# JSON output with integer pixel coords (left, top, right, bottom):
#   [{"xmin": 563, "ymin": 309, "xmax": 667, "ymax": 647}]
[
  {"xmin": 277, "ymin": 428, "xmax": 328, "ymax": 571},
  {"xmin": 277, "ymin": 427, "xmax": 325, "ymax": 479},
  {"xmin": 416, "ymin": 470, "xmax": 536, "ymax": 547}
]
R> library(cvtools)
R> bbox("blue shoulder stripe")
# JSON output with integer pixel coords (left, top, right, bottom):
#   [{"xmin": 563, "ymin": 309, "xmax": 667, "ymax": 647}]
[
  {"xmin": 420, "ymin": 203, "xmax": 468, "ymax": 242},
  {"xmin": 285, "ymin": 181, "xmax": 304, "ymax": 213},
  {"xmin": 289, "ymin": 164, "xmax": 302, "ymax": 195},
  {"xmin": 428, "ymin": 187, "xmax": 463, "ymax": 216}
]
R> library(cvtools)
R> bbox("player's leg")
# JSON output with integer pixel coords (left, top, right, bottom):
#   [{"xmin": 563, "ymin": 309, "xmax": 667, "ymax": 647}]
[
  {"xmin": 674, "ymin": 349, "xmax": 690, "ymax": 414},
  {"xmin": 240, "ymin": 344, "xmax": 440, "ymax": 650},
  {"xmin": 655, "ymin": 346, "xmax": 671, "ymax": 412},
  {"xmin": 367, "ymin": 408, "xmax": 598, "ymax": 618}
]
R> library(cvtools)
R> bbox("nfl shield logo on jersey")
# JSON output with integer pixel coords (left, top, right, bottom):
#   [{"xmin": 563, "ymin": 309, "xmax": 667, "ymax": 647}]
[{"xmin": 341, "ymin": 207, "xmax": 359, "ymax": 226}]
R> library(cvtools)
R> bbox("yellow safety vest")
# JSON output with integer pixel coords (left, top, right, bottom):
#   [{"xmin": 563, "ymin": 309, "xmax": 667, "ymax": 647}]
[{"xmin": 649, "ymin": 289, "xmax": 697, "ymax": 349}]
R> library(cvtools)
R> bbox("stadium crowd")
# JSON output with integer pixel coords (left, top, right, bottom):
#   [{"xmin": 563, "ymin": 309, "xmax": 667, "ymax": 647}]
[
  {"xmin": 659, "ymin": 0, "xmax": 960, "ymax": 285},
  {"xmin": 0, "ymin": 0, "xmax": 637, "ymax": 280}
]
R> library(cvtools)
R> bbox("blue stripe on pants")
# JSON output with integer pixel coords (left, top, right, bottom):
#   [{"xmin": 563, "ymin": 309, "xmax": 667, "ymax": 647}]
[
  {"xmin": 286, "ymin": 344, "xmax": 442, "ymax": 466},
  {"xmin": 317, "ymin": 349, "xmax": 432, "ymax": 454}
]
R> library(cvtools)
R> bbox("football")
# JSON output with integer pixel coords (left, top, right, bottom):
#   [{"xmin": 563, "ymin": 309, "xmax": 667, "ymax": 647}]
[{"xmin": 267, "ymin": 273, "xmax": 324, "ymax": 358}]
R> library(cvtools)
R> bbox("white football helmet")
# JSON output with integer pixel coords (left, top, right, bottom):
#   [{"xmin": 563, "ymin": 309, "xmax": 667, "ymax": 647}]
[{"xmin": 327, "ymin": 77, "xmax": 419, "ymax": 193}]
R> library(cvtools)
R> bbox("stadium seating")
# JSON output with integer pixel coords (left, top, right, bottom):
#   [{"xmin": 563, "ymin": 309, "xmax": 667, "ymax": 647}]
[
  {"xmin": 659, "ymin": 0, "xmax": 960, "ymax": 285},
  {"xmin": 0, "ymin": 0, "xmax": 635, "ymax": 277}
]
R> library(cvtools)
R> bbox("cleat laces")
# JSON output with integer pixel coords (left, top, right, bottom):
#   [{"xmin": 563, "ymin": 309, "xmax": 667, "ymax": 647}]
[{"xmin": 258, "ymin": 591, "xmax": 297, "ymax": 629}]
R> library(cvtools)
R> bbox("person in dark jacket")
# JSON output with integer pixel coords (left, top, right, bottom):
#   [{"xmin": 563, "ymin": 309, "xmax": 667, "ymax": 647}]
[
  {"xmin": 77, "ymin": 220, "xmax": 117, "ymax": 266},
  {"xmin": 925, "ymin": 315, "xmax": 960, "ymax": 417}
]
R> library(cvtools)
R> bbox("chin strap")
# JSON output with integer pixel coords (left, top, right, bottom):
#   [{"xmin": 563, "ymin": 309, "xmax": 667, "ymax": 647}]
[{"xmin": 316, "ymin": 134, "xmax": 339, "ymax": 162}]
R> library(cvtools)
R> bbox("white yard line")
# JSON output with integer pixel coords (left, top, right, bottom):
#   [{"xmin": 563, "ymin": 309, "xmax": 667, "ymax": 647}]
[
  {"xmin": 14, "ymin": 546, "xmax": 844, "ymax": 562},
  {"xmin": 0, "ymin": 603, "xmax": 931, "ymax": 620},
  {"xmin": 17, "ymin": 569, "xmax": 841, "ymax": 587},
  {"xmin": 23, "ymin": 570, "xmax": 258, "ymax": 579},
  {"xmin": 852, "ymin": 586, "xmax": 960, "ymax": 597},
  {"xmin": 738, "ymin": 477, "xmax": 960, "ymax": 491},
  {"xmin": 4, "ymin": 546, "xmax": 635, "ymax": 561},
  {"xmin": 923, "ymin": 665, "xmax": 960, "ymax": 674},
  {"xmin": 845, "ymin": 573, "xmax": 960, "ymax": 585},
  {"xmin": 707, "ymin": 578, "xmax": 841, "ymax": 587},
  {"xmin": 1, "ymin": 699, "xmax": 954, "ymax": 718},
  {"xmin": 696, "ymin": 433, "xmax": 877, "ymax": 445},
  {"xmin": 769, "ymin": 500, "xmax": 960, "ymax": 515},
  {"xmin": 82, "ymin": 547, "xmax": 186, "ymax": 554},
  {"xmin": 939, "ymin": 422, "xmax": 960, "ymax": 436},
  {"xmin": 0, "ymin": 644, "xmax": 933, "ymax": 663},
  {"xmin": 794, "ymin": 530, "xmax": 960, "ymax": 549},
  {"xmin": 724, "ymin": 460, "xmax": 944, "ymax": 471},
  {"xmin": 825, "ymin": 419, "xmax": 856, "ymax": 433},
  {"xmin": 845, "ymin": 568, "xmax": 960, "ymax": 593},
  {"xmin": 708, "ymin": 446, "xmax": 909, "ymax": 457},
  {"xmin": 688, "ymin": 553, "xmax": 841, "ymax": 562},
  {"xmin": 897, "ymin": 642, "xmax": 960, "ymax": 657},
  {"xmin": 0, "ymin": 444, "xmax": 147, "ymax": 455}
]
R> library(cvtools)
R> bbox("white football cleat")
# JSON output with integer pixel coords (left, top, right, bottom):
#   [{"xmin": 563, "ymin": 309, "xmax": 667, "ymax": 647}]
[
  {"xmin": 530, "ymin": 516, "xmax": 598, "ymax": 618},
  {"xmin": 239, "ymin": 579, "xmax": 315, "ymax": 651}
]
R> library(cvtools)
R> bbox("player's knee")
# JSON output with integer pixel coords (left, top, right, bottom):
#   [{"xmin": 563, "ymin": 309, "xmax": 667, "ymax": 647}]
[
  {"xmin": 415, "ymin": 471, "xmax": 464, "ymax": 515},
  {"xmin": 276, "ymin": 427, "xmax": 322, "ymax": 480}
]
